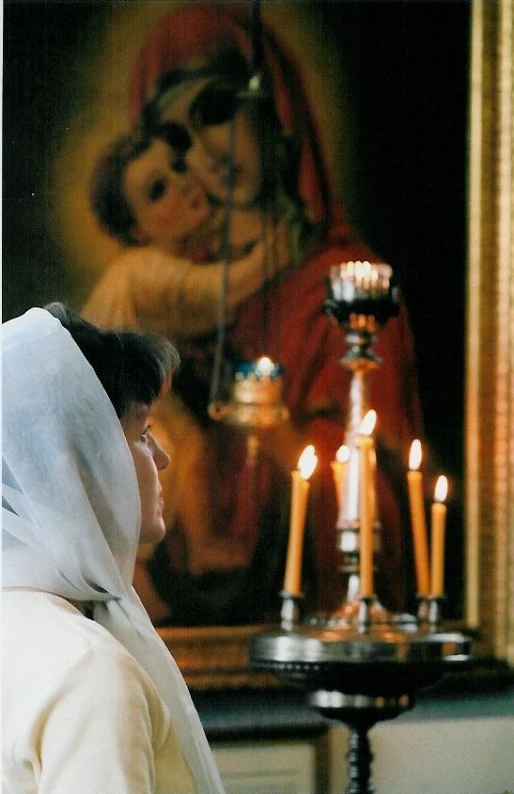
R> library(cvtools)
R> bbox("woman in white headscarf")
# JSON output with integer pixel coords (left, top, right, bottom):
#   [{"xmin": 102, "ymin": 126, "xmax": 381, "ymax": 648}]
[{"xmin": 2, "ymin": 304, "xmax": 226, "ymax": 794}]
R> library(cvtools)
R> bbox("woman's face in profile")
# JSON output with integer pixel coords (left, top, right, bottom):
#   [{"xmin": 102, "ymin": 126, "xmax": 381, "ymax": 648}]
[
  {"xmin": 159, "ymin": 76, "xmax": 262, "ymax": 208},
  {"xmin": 121, "ymin": 402, "xmax": 170, "ymax": 546}
]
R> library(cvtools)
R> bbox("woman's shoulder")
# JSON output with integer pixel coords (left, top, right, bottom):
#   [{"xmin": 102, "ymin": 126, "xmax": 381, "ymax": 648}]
[
  {"xmin": 2, "ymin": 593, "xmax": 182, "ymax": 794},
  {"xmin": 3, "ymin": 591, "xmax": 165, "ymax": 712},
  {"xmin": 4, "ymin": 591, "xmax": 142, "ymax": 677}
]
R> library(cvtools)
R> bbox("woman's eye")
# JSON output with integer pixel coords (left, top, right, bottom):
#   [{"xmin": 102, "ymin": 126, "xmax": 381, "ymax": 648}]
[{"xmin": 148, "ymin": 178, "xmax": 167, "ymax": 202}]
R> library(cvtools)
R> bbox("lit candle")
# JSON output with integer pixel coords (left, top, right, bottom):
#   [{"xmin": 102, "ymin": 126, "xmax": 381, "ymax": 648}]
[
  {"xmin": 356, "ymin": 410, "xmax": 377, "ymax": 598},
  {"xmin": 283, "ymin": 445, "xmax": 318, "ymax": 596},
  {"xmin": 331, "ymin": 444, "xmax": 350, "ymax": 511},
  {"xmin": 430, "ymin": 475, "xmax": 448, "ymax": 597},
  {"xmin": 407, "ymin": 440, "xmax": 430, "ymax": 597}
]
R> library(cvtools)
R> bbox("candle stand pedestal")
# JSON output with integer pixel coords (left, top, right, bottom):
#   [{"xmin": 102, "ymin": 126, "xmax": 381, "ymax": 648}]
[{"xmin": 249, "ymin": 606, "xmax": 473, "ymax": 794}]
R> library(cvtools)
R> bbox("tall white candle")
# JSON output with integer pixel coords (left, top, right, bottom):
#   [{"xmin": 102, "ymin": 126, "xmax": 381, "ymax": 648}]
[
  {"xmin": 331, "ymin": 444, "xmax": 350, "ymax": 511},
  {"xmin": 431, "ymin": 475, "xmax": 448, "ymax": 597},
  {"xmin": 407, "ymin": 439, "xmax": 430, "ymax": 596},
  {"xmin": 357, "ymin": 411, "xmax": 377, "ymax": 598},
  {"xmin": 283, "ymin": 445, "xmax": 318, "ymax": 597}
]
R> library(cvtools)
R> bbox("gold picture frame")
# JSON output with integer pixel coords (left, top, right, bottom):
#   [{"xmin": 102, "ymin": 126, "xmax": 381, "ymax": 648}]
[{"xmin": 465, "ymin": 0, "xmax": 514, "ymax": 664}]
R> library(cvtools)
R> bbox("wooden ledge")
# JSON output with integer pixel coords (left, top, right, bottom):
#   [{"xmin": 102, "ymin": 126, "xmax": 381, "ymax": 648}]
[{"xmin": 158, "ymin": 624, "xmax": 279, "ymax": 690}]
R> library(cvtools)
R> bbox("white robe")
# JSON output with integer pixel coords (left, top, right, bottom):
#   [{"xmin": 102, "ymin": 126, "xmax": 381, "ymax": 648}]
[{"xmin": 2, "ymin": 591, "xmax": 196, "ymax": 794}]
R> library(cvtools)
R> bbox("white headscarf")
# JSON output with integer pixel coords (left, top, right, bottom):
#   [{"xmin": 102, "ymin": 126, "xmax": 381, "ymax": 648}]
[{"xmin": 2, "ymin": 307, "xmax": 225, "ymax": 794}]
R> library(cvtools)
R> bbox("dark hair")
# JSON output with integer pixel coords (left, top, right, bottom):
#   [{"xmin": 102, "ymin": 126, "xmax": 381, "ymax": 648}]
[
  {"xmin": 90, "ymin": 133, "xmax": 153, "ymax": 247},
  {"xmin": 45, "ymin": 303, "xmax": 179, "ymax": 418}
]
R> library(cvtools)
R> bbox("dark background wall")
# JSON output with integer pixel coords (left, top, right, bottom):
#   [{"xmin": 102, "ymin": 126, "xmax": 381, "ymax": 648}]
[{"xmin": 3, "ymin": 0, "xmax": 470, "ymax": 614}]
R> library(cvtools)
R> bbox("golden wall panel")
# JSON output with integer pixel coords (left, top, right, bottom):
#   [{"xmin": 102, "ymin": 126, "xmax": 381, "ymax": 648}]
[{"xmin": 466, "ymin": 0, "xmax": 514, "ymax": 663}]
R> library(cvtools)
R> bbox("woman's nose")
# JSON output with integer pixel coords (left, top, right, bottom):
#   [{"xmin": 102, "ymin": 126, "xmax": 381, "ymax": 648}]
[{"xmin": 151, "ymin": 435, "xmax": 170, "ymax": 471}]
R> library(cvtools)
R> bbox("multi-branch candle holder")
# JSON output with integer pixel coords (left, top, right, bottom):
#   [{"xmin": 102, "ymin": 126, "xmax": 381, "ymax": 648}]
[{"xmin": 249, "ymin": 262, "xmax": 473, "ymax": 794}]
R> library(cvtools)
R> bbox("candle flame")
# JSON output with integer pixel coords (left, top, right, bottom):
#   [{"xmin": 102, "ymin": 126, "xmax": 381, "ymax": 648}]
[
  {"xmin": 409, "ymin": 439, "xmax": 422, "ymax": 470},
  {"xmin": 297, "ymin": 444, "xmax": 318, "ymax": 479},
  {"xmin": 336, "ymin": 444, "xmax": 350, "ymax": 463},
  {"xmin": 255, "ymin": 355, "xmax": 274, "ymax": 376},
  {"xmin": 434, "ymin": 475, "xmax": 448, "ymax": 503},
  {"xmin": 358, "ymin": 410, "xmax": 377, "ymax": 436}
]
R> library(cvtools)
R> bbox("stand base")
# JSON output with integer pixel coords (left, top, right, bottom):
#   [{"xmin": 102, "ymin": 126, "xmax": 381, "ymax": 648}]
[
  {"xmin": 308, "ymin": 596, "xmax": 417, "ymax": 631},
  {"xmin": 250, "ymin": 622, "xmax": 472, "ymax": 689},
  {"xmin": 249, "ymin": 620, "xmax": 473, "ymax": 794}
]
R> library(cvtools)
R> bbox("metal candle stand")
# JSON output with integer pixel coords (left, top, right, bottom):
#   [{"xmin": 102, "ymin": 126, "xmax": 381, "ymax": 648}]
[
  {"xmin": 250, "ymin": 612, "xmax": 472, "ymax": 794},
  {"xmin": 249, "ymin": 262, "xmax": 473, "ymax": 794}
]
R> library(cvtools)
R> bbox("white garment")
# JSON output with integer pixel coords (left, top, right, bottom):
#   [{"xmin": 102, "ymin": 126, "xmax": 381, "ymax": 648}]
[
  {"xmin": 2, "ymin": 308, "xmax": 225, "ymax": 794},
  {"xmin": 3, "ymin": 591, "xmax": 196, "ymax": 794}
]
